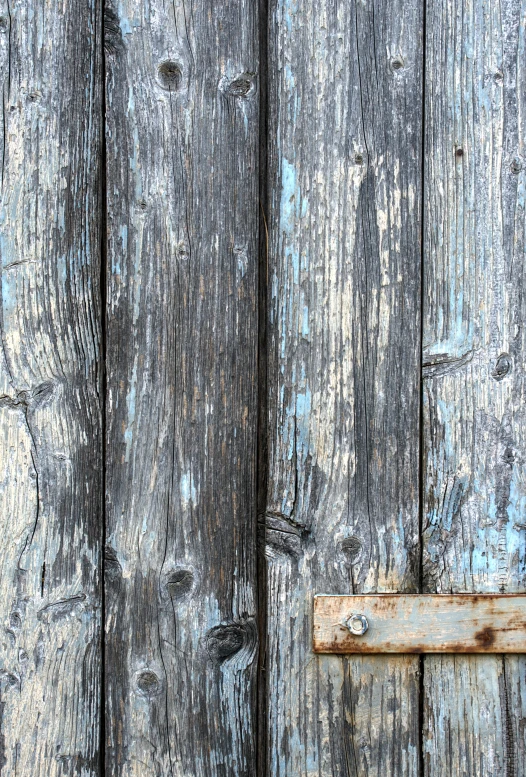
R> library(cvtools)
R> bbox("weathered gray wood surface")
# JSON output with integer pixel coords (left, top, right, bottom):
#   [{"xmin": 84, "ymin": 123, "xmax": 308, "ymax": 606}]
[
  {"xmin": 314, "ymin": 595, "xmax": 526, "ymax": 653},
  {"xmin": 423, "ymin": 0, "xmax": 526, "ymax": 772},
  {"xmin": 104, "ymin": 1, "xmax": 259, "ymax": 774},
  {"xmin": 264, "ymin": 0, "xmax": 423, "ymax": 773},
  {"xmin": 0, "ymin": 2, "xmax": 103, "ymax": 775},
  {"xmin": 0, "ymin": 0, "xmax": 525, "ymax": 773}
]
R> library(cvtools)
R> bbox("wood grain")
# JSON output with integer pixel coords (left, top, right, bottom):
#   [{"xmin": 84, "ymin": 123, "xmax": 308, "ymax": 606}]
[
  {"xmin": 423, "ymin": 0, "xmax": 526, "ymax": 772},
  {"xmin": 264, "ymin": 0, "xmax": 424, "ymax": 772},
  {"xmin": 314, "ymin": 595, "xmax": 526, "ymax": 653},
  {"xmin": 104, "ymin": 1, "xmax": 259, "ymax": 774},
  {"xmin": 0, "ymin": 1, "xmax": 103, "ymax": 775}
]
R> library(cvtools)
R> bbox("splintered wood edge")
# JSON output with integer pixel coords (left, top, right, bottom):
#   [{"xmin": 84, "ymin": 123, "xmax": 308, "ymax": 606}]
[{"xmin": 313, "ymin": 595, "xmax": 526, "ymax": 654}]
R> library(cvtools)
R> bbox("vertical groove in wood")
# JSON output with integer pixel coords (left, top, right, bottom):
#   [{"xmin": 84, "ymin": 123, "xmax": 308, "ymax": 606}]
[
  {"xmin": 104, "ymin": 1, "xmax": 260, "ymax": 774},
  {"xmin": 0, "ymin": 2, "xmax": 103, "ymax": 775},
  {"xmin": 423, "ymin": 0, "xmax": 526, "ymax": 772},
  {"xmin": 265, "ymin": 0, "xmax": 424, "ymax": 773},
  {"xmin": 257, "ymin": 0, "xmax": 270, "ymax": 772}
]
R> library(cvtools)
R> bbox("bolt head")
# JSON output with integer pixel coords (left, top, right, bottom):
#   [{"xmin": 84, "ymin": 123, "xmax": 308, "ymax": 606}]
[{"xmin": 345, "ymin": 613, "xmax": 369, "ymax": 636}]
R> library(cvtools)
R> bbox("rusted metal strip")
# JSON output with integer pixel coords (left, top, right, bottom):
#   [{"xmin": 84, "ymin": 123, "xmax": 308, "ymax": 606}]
[{"xmin": 313, "ymin": 595, "xmax": 526, "ymax": 654}]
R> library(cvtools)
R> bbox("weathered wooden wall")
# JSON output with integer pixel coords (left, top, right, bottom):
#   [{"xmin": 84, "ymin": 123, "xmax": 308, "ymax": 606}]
[{"xmin": 0, "ymin": 0, "xmax": 524, "ymax": 775}]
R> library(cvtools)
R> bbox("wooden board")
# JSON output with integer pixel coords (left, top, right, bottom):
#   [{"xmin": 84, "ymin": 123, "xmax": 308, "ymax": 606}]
[
  {"xmin": 423, "ymin": 0, "xmax": 526, "ymax": 772},
  {"xmin": 314, "ymin": 595, "xmax": 526, "ymax": 653},
  {"xmin": 264, "ymin": 0, "xmax": 424, "ymax": 773},
  {"xmin": 104, "ymin": 1, "xmax": 259, "ymax": 774},
  {"xmin": 0, "ymin": 2, "xmax": 103, "ymax": 775}
]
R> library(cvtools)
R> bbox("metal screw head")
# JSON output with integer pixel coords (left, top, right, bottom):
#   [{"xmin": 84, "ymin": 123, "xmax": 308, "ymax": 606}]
[{"xmin": 345, "ymin": 613, "xmax": 369, "ymax": 636}]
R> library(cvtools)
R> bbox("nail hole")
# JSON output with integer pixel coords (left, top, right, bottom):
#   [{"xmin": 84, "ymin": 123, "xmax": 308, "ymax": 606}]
[
  {"xmin": 456, "ymin": 147, "xmax": 464, "ymax": 158},
  {"xmin": 494, "ymin": 71, "xmax": 504, "ymax": 84},
  {"xmin": 137, "ymin": 199, "xmax": 148, "ymax": 211},
  {"xmin": 354, "ymin": 153, "xmax": 364, "ymax": 165},
  {"xmin": 511, "ymin": 157, "xmax": 522, "ymax": 174},
  {"xmin": 157, "ymin": 61, "xmax": 183, "ymax": 91}
]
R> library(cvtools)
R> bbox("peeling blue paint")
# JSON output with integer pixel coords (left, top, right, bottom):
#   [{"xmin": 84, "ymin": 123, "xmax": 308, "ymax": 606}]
[{"xmin": 124, "ymin": 361, "xmax": 137, "ymax": 463}]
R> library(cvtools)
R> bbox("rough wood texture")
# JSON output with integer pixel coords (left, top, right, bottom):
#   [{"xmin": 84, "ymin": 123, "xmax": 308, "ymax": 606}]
[
  {"xmin": 104, "ymin": 1, "xmax": 259, "ymax": 774},
  {"xmin": 314, "ymin": 595, "xmax": 526, "ymax": 653},
  {"xmin": 0, "ymin": 1, "xmax": 103, "ymax": 775},
  {"xmin": 423, "ymin": 0, "xmax": 526, "ymax": 772},
  {"xmin": 265, "ymin": 0, "xmax": 423, "ymax": 772}
]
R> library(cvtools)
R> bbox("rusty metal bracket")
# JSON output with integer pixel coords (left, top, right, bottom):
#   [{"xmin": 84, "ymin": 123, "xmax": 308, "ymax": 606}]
[{"xmin": 313, "ymin": 594, "xmax": 526, "ymax": 654}]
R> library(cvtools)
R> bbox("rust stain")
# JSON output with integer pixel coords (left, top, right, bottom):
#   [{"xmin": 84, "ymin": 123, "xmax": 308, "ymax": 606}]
[{"xmin": 474, "ymin": 626, "xmax": 497, "ymax": 647}]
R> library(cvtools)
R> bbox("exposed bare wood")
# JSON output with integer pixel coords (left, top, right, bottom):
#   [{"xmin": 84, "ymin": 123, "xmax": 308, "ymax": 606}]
[
  {"xmin": 104, "ymin": 1, "xmax": 260, "ymax": 774},
  {"xmin": 423, "ymin": 0, "xmax": 526, "ymax": 772},
  {"xmin": 264, "ymin": 0, "xmax": 424, "ymax": 772},
  {"xmin": 0, "ymin": 1, "xmax": 103, "ymax": 775}
]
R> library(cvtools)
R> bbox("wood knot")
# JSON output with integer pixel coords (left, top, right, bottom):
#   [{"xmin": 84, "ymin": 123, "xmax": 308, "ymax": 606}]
[
  {"xmin": 220, "ymin": 73, "xmax": 256, "ymax": 98},
  {"xmin": 104, "ymin": 6, "xmax": 123, "ymax": 57},
  {"xmin": 157, "ymin": 61, "xmax": 183, "ymax": 91},
  {"xmin": 9, "ymin": 612, "xmax": 22, "ymax": 630},
  {"xmin": 104, "ymin": 546, "xmax": 122, "ymax": 582},
  {"xmin": 354, "ymin": 153, "xmax": 364, "ymax": 165},
  {"xmin": 390, "ymin": 56, "xmax": 404, "ymax": 71},
  {"xmin": 491, "ymin": 353, "xmax": 511, "ymax": 381},
  {"xmin": 511, "ymin": 157, "xmax": 522, "ymax": 174},
  {"xmin": 136, "ymin": 670, "xmax": 162, "ymax": 697},
  {"xmin": 206, "ymin": 622, "xmax": 255, "ymax": 663},
  {"xmin": 0, "ymin": 672, "xmax": 20, "ymax": 692},
  {"xmin": 164, "ymin": 568, "xmax": 195, "ymax": 600},
  {"xmin": 340, "ymin": 536, "xmax": 362, "ymax": 565}
]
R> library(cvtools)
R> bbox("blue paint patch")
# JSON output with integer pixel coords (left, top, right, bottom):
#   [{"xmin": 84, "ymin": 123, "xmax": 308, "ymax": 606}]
[
  {"xmin": 124, "ymin": 361, "xmax": 137, "ymax": 463},
  {"xmin": 1, "ymin": 272, "xmax": 15, "ymax": 317},
  {"xmin": 301, "ymin": 304, "xmax": 309, "ymax": 337},
  {"xmin": 117, "ymin": 2, "xmax": 133, "ymax": 35},
  {"xmin": 181, "ymin": 472, "xmax": 198, "ymax": 506}
]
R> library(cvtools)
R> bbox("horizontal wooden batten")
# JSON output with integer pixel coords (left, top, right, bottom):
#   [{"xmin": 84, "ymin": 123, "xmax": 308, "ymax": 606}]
[{"xmin": 313, "ymin": 595, "xmax": 526, "ymax": 654}]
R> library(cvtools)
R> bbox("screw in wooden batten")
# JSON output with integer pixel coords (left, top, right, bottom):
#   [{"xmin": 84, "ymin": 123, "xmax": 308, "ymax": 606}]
[{"xmin": 345, "ymin": 614, "xmax": 369, "ymax": 636}]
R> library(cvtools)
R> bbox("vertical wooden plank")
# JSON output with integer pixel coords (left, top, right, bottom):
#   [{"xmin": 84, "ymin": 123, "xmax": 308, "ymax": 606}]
[
  {"xmin": 265, "ymin": 0, "xmax": 423, "ymax": 774},
  {"xmin": 104, "ymin": 1, "xmax": 259, "ymax": 774},
  {"xmin": 0, "ymin": 2, "xmax": 103, "ymax": 775},
  {"xmin": 423, "ymin": 0, "xmax": 526, "ymax": 773}
]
